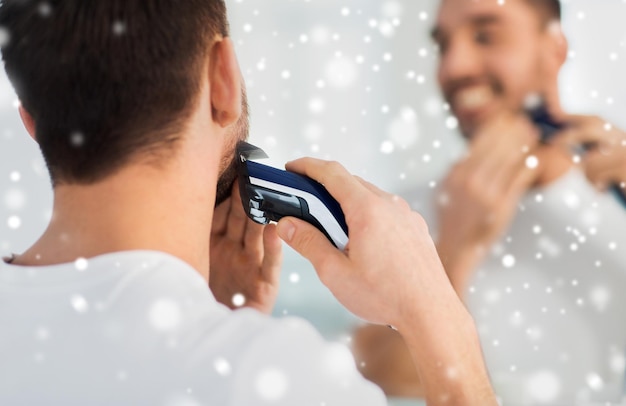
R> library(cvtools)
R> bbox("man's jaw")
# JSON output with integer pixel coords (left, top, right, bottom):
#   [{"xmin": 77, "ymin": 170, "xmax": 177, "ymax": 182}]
[
  {"xmin": 447, "ymin": 84, "xmax": 499, "ymax": 138},
  {"xmin": 214, "ymin": 156, "xmax": 238, "ymax": 207}
]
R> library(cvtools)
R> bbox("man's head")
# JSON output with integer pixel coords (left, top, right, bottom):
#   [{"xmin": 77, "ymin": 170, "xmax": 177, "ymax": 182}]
[
  {"xmin": 0, "ymin": 0, "xmax": 246, "ymax": 197},
  {"xmin": 432, "ymin": 0, "xmax": 566, "ymax": 137}
]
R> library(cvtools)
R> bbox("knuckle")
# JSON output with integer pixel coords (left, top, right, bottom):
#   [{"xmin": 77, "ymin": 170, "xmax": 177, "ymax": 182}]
[
  {"xmin": 319, "ymin": 161, "xmax": 345, "ymax": 185},
  {"xmin": 316, "ymin": 260, "xmax": 334, "ymax": 285},
  {"xmin": 347, "ymin": 202, "xmax": 378, "ymax": 229},
  {"xmin": 324, "ymin": 160, "xmax": 343, "ymax": 173},
  {"xmin": 465, "ymin": 173, "xmax": 486, "ymax": 196},
  {"xmin": 480, "ymin": 190, "xmax": 499, "ymax": 209},
  {"xmin": 445, "ymin": 171, "xmax": 464, "ymax": 190},
  {"xmin": 294, "ymin": 230, "xmax": 317, "ymax": 254},
  {"xmin": 368, "ymin": 199, "xmax": 387, "ymax": 215},
  {"xmin": 411, "ymin": 212, "xmax": 429, "ymax": 233},
  {"xmin": 590, "ymin": 116, "xmax": 603, "ymax": 127},
  {"xmin": 392, "ymin": 195, "xmax": 411, "ymax": 211}
]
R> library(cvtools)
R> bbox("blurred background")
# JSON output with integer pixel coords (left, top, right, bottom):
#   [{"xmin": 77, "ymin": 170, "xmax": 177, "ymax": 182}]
[{"xmin": 1, "ymin": 0, "xmax": 626, "ymax": 402}]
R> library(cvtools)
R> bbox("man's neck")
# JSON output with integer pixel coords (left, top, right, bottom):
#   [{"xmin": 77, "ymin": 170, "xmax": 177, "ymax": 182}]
[{"xmin": 12, "ymin": 160, "xmax": 216, "ymax": 281}]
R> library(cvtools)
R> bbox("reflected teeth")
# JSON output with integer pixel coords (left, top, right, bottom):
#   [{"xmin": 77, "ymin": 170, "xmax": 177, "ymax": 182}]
[{"xmin": 454, "ymin": 87, "xmax": 492, "ymax": 111}]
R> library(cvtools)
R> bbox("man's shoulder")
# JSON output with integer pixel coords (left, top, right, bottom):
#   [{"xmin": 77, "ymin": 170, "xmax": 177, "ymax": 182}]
[
  {"xmin": 0, "ymin": 250, "xmax": 386, "ymax": 405},
  {"xmin": 215, "ymin": 314, "xmax": 387, "ymax": 405}
]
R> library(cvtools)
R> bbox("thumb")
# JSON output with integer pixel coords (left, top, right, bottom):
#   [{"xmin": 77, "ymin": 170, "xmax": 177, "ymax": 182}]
[
  {"xmin": 276, "ymin": 217, "xmax": 346, "ymax": 273},
  {"xmin": 261, "ymin": 224, "xmax": 283, "ymax": 284}
]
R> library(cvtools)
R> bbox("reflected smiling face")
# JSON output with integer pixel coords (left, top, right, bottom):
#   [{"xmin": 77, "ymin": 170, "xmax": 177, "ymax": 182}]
[{"xmin": 433, "ymin": 0, "xmax": 559, "ymax": 138}]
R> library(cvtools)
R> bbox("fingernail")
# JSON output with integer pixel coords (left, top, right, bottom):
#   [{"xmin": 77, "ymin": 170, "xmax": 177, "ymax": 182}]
[{"xmin": 277, "ymin": 219, "xmax": 295, "ymax": 242}]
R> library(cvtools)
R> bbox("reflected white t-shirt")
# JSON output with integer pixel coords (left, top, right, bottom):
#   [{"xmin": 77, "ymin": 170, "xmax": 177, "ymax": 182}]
[
  {"xmin": 405, "ymin": 169, "xmax": 626, "ymax": 406},
  {"xmin": 0, "ymin": 250, "xmax": 386, "ymax": 405}
]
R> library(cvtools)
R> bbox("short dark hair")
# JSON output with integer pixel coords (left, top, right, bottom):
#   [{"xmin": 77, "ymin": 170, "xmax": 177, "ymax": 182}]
[
  {"xmin": 0, "ymin": 0, "xmax": 229, "ymax": 185},
  {"xmin": 526, "ymin": 0, "xmax": 561, "ymax": 25}
]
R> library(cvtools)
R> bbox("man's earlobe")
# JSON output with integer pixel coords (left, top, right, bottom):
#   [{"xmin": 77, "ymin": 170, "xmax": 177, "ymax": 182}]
[
  {"xmin": 540, "ymin": 21, "xmax": 568, "ymax": 119},
  {"xmin": 209, "ymin": 37, "xmax": 242, "ymax": 128},
  {"xmin": 18, "ymin": 105, "xmax": 37, "ymax": 142},
  {"xmin": 546, "ymin": 20, "xmax": 568, "ymax": 66}
]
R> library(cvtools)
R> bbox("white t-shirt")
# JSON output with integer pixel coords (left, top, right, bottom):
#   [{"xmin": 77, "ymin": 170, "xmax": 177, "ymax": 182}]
[
  {"xmin": 0, "ymin": 250, "xmax": 386, "ymax": 406},
  {"xmin": 405, "ymin": 168, "xmax": 626, "ymax": 406}
]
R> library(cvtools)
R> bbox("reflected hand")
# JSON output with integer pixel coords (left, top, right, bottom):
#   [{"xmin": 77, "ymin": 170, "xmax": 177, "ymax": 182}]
[
  {"xmin": 351, "ymin": 324, "xmax": 423, "ymax": 398},
  {"xmin": 436, "ymin": 112, "xmax": 542, "ymax": 294},
  {"xmin": 552, "ymin": 115, "xmax": 626, "ymax": 192},
  {"xmin": 209, "ymin": 181, "xmax": 283, "ymax": 314},
  {"xmin": 275, "ymin": 158, "xmax": 497, "ymax": 405}
]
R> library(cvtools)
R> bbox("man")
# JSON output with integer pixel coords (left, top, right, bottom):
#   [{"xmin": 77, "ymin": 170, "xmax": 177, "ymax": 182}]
[
  {"xmin": 353, "ymin": 0, "xmax": 626, "ymax": 404},
  {"xmin": 0, "ymin": 0, "xmax": 497, "ymax": 404}
]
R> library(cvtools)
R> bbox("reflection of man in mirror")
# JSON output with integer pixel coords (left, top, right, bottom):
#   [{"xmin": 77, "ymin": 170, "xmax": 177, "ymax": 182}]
[
  {"xmin": 0, "ymin": 0, "xmax": 500, "ymax": 404},
  {"xmin": 353, "ymin": 0, "xmax": 626, "ymax": 404}
]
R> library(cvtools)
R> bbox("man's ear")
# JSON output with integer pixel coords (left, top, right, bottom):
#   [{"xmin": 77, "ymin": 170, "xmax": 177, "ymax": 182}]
[
  {"xmin": 209, "ymin": 37, "xmax": 242, "ymax": 128},
  {"xmin": 541, "ymin": 21, "xmax": 568, "ymax": 118},
  {"xmin": 545, "ymin": 20, "xmax": 568, "ymax": 69},
  {"xmin": 18, "ymin": 105, "xmax": 37, "ymax": 142}
]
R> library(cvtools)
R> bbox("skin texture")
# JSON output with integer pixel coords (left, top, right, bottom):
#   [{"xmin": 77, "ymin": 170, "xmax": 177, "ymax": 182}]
[
  {"xmin": 276, "ymin": 159, "xmax": 497, "ymax": 405},
  {"xmin": 209, "ymin": 181, "xmax": 283, "ymax": 314},
  {"xmin": 430, "ymin": 0, "xmax": 573, "ymax": 292},
  {"xmin": 551, "ymin": 115, "xmax": 626, "ymax": 192},
  {"xmin": 12, "ymin": 37, "xmax": 246, "ymax": 280},
  {"xmin": 352, "ymin": 0, "xmax": 626, "ymax": 398},
  {"xmin": 11, "ymin": 28, "xmax": 497, "ymax": 405}
]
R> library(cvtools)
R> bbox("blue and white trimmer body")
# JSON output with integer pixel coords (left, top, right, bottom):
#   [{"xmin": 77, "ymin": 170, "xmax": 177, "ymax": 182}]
[
  {"xmin": 527, "ymin": 103, "xmax": 626, "ymax": 209},
  {"xmin": 237, "ymin": 142, "xmax": 349, "ymax": 250}
]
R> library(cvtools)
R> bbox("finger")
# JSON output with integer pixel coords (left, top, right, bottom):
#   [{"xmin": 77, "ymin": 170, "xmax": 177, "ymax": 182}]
[
  {"xmin": 583, "ymin": 150, "xmax": 626, "ymax": 188},
  {"xmin": 212, "ymin": 195, "xmax": 232, "ymax": 236},
  {"xmin": 562, "ymin": 114, "xmax": 598, "ymax": 128},
  {"xmin": 277, "ymin": 217, "xmax": 348, "ymax": 278},
  {"xmin": 553, "ymin": 127, "xmax": 601, "ymax": 151},
  {"xmin": 553, "ymin": 115, "xmax": 608, "ymax": 147},
  {"xmin": 468, "ymin": 115, "xmax": 538, "ymax": 196},
  {"xmin": 236, "ymin": 180, "xmax": 264, "ymax": 251},
  {"xmin": 504, "ymin": 162, "xmax": 539, "ymax": 203},
  {"xmin": 355, "ymin": 176, "xmax": 390, "ymax": 199},
  {"xmin": 469, "ymin": 113, "xmax": 537, "ymax": 164},
  {"xmin": 285, "ymin": 158, "xmax": 369, "ymax": 213},
  {"xmin": 260, "ymin": 223, "xmax": 283, "ymax": 284},
  {"xmin": 476, "ymin": 141, "xmax": 532, "ymax": 197},
  {"xmin": 243, "ymin": 217, "xmax": 265, "ymax": 256},
  {"xmin": 355, "ymin": 177, "xmax": 409, "ymax": 209},
  {"xmin": 225, "ymin": 181, "xmax": 249, "ymax": 243},
  {"xmin": 472, "ymin": 111, "xmax": 536, "ymax": 147},
  {"xmin": 492, "ymin": 131, "xmax": 543, "ymax": 187}
]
